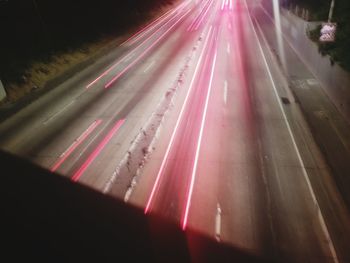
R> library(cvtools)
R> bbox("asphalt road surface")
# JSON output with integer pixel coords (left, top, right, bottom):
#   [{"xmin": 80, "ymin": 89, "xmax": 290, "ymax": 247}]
[{"xmin": 1, "ymin": 0, "xmax": 350, "ymax": 262}]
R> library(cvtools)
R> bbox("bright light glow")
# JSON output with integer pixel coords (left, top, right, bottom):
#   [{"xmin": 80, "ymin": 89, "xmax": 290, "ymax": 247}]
[
  {"xmin": 86, "ymin": 8, "xmax": 184, "ymax": 89},
  {"xmin": 215, "ymin": 203, "xmax": 222, "ymax": 241},
  {"xmin": 50, "ymin": 119, "xmax": 102, "ymax": 172},
  {"xmin": 182, "ymin": 32, "xmax": 217, "ymax": 231},
  {"xmin": 105, "ymin": 9, "xmax": 191, "ymax": 88},
  {"xmin": 224, "ymin": 80, "xmax": 228, "ymax": 104},
  {"xmin": 188, "ymin": 0, "xmax": 213, "ymax": 31},
  {"xmin": 123, "ymin": 0, "xmax": 191, "ymax": 46},
  {"xmin": 144, "ymin": 27, "xmax": 213, "ymax": 214},
  {"xmin": 244, "ymin": 0, "xmax": 339, "ymax": 261},
  {"xmin": 71, "ymin": 119, "xmax": 125, "ymax": 182},
  {"xmin": 194, "ymin": 0, "xmax": 213, "ymax": 31},
  {"xmin": 121, "ymin": 8, "xmax": 175, "ymax": 46},
  {"xmin": 272, "ymin": 0, "xmax": 287, "ymax": 72}
]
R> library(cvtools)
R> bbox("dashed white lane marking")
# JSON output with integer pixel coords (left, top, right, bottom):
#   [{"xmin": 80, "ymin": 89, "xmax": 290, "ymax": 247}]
[
  {"xmin": 43, "ymin": 100, "xmax": 75, "ymax": 125},
  {"xmin": 215, "ymin": 203, "xmax": 222, "ymax": 242},
  {"xmin": 123, "ymin": 52, "xmax": 135, "ymax": 62},
  {"xmin": 224, "ymin": 80, "xmax": 228, "ymax": 104}
]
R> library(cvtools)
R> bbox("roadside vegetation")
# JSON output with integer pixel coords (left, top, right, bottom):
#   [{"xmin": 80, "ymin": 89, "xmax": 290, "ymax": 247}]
[
  {"xmin": 0, "ymin": 0, "xmax": 176, "ymax": 103},
  {"xmin": 282, "ymin": 0, "xmax": 350, "ymax": 71}
]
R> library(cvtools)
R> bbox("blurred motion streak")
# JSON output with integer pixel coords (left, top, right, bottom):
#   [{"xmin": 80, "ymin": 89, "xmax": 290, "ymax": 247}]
[
  {"xmin": 86, "ymin": 8, "xmax": 185, "ymax": 89},
  {"xmin": 104, "ymin": 9, "xmax": 192, "ymax": 88},
  {"xmin": 71, "ymin": 119, "xmax": 125, "ymax": 182},
  {"xmin": 144, "ymin": 26, "xmax": 214, "ymax": 215},
  {"xmin": 182, "ymin": 28, "xmax": 218, "ymax": 230},
  {"xmin": 188, "ymin": 0, "xmax": 213, "ymax": 31},
  {"xmin": 50, "ymin": 119, "xmax": 103, "ymax": 172}
]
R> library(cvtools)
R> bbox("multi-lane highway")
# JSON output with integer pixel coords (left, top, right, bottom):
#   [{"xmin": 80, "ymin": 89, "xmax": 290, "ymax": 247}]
[{"xmin": 1, "ymin": 0, "xmax": 350, "ymax": 262}]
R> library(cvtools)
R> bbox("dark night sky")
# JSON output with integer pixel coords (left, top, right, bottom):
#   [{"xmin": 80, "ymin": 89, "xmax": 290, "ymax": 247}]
[{"xmin": 0, "ymin": 0, "xmax": 173, "ymax": 82}]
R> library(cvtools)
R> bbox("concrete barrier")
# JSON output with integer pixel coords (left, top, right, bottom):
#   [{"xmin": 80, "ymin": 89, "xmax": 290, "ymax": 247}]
[
  {"xmin": 0, "ymin": 80, "xmax": 6, "ymax": 102},
  {"xmin": 280, "ymin": 9, "xmax": 350, "ymax": 124}
]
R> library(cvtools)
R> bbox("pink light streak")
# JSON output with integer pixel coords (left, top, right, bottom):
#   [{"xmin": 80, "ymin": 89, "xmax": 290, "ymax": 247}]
[
  {"xmin": 86, "ymin": 9, "xmax": 184, "ymax": 89},
  {"xmin": 121, "ymin": 7, "xmax": 176, "ymax": 47},
  {"xmin": 182, "ymin": 31, "xmax": 218, "ymax": 231},
  {"xmin": 144, "ymin": 26, "xmax": 213, "ymax": 215},
  {"xmin": 105, "ymin": 9, "xmax": 191, "ymax": 89},
  {"xmin": 50, "ymin": 119, "xmax": 103, "ymax": 173},
  {"xmin": 187, "ymin": 0, "xmax": 212, "ymax": 31},
  {"xmin": 71, "ymin": 119, "xmax": 125, "ymax": 182},
  {"xmin": 221, "ymin": 0, "xmax": 225, "ymax": 10},
  {"xmin": 194, "ymin": 0, "xmax": 214, "ymax": 31}
]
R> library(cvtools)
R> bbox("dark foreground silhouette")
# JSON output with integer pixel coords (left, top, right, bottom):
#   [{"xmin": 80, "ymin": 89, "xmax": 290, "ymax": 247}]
[{"xmin": 1, "ymin": 150, "xmax": 272, "ymax": 262}]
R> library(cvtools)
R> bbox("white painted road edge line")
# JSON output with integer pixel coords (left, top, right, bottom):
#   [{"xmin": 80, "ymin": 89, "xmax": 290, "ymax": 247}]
[{"xmin": 244, "ymin": 1, "xmax": 339, "ymax": 262}]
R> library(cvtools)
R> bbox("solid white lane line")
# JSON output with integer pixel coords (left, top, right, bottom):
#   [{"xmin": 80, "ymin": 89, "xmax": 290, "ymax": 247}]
[
  {"xmin": 244, "ymin": 1, "xmax": 339, "ymax": 262},
  {"xmin": 143, "ymin": 61, "xmax": 155, "ymax": 73},
  {"xmin": 50, "ymin": 119, "xmax": 103, "ymax": 172},
  {"xmin": 105, "ymin": 9, "xmax": 192, "ymax": 88},
  {"xmin": 215, "ymin": 203, "xmax": 222, "ymax": 242}
]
